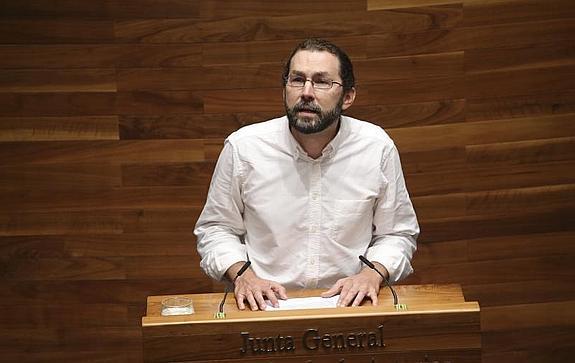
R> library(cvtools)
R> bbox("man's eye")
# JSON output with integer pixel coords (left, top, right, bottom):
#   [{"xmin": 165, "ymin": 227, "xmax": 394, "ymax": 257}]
[
  {"xmin": 291, "ymin": 77, "xmax": 305, "ymax": 83},
  {"xmin": 315, "ymin": 80, "xmax": 330, "ymax": 86}
]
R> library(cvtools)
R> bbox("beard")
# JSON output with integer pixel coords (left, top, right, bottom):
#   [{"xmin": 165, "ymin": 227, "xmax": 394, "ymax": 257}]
[{"xmin": 285, "ymin": 96, "xmax": 344, "ymax": 134}]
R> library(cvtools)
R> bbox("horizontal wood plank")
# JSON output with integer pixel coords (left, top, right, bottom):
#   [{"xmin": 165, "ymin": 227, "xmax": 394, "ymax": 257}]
[
  {"xmin": 0, "ymin": 116, "xmax": 119, "ymax": 141},
  {"xmin": 119, "ymin": 112, "xmax": 277, "ymax": 139},
  {"xmin": 465, "ymin": 65, "xmax": 575, "ymax": 99},
  {"xmin": 368, "ymin": 0, "xmax": 461, "ymax": 10},
  {"xmin": 390, "ymin": 114, "xmax": 575, "ymax": 152},
  {"xmin": 198, "ymin": 0, "xmax": 364, "ymax": 18},
  {"xmin": 0, "ymin": 92, "xmax": 115, "ymax": 116},
  {"xmin": 0, "ymin": 233, "xmax": 199, "ymax": 258},
  {"xmin": 0, "ymin": 278, "xmax": 210, "ymax": 304},
  {"xmin": 0, "ymin": 163, "xmax": 122, "ymax": 188},
  {"xmin": 115, "ymin": 7, "xmax": 461, "ymax": 43},
  {"xmin": 0, "ymin": 140, "xmax": 206, "ymax": 164},
  {"xmin": 410, "ymin": 255, "xmax": 575, "ymax": 285},
  {"xmin": 407, "ymin": 160, "xmax": 575, "ymax": 196},
  {"xmin": 466, "ymin": 89, "xmax": 575, "ymax": 122},
  {"xmin": 121, "ymin": 162, "xmax": 215, "ymax": 186},
  {"xmin": 466, "ymin": 137, "xmax": 575, "ymax": 166},
  {"xmin": 0, "ymin": 20, "xmax": 114, "ymax": 43},
  {"xmin": 0, "ymin": 69, "xmax": 116, "ymax": 93},
  {"xmin": 463, "ymin": 0, "xmax": 575, "ymax": 27},
  {"xmin": 202, "ymin": 37, "xmax": 367, "ymax": 66},
  {"xmin": 0, "ymin": 45, "xmax": 202, "ymax": 69},
  {"xmin": 117, "ymin": 64, "xmax": 282, "ymax": 91},
  {"xmin": 0, "ymin": 210, "xmax": 123, "ymax": 236},
  {"xmin": 0, "ymin": 186, "xmax": 209, "ymax": 212},
  {"xmin": 463, "ymin": 280, "xmax": 575, "ymax": 307},
  {"xmin": 367, "ymin": 28, "xmax": 464, "ymax": 57},
  {"xmin": 117, "ymin": 91, "xmax": 203, "ymax": 115},
  {"xmin": 465, "ymin": 43, "xmax": 575, "ymax": 74},
  {"xmin": 348, "ymin": 99, "xmax": 466, "ymax": 128},
  {"xmin": 122, "ymin": 208, "xmax": 203, "ymax": 233},
  {"xmin": 420, "ymin": 207, "xmax": 574, "ymax": 243}
]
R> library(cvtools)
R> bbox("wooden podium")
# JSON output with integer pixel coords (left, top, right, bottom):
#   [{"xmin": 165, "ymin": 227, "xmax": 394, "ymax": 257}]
[{"xmin": 142, "ymin": 284, "xmax": 481, "ymax": 362}]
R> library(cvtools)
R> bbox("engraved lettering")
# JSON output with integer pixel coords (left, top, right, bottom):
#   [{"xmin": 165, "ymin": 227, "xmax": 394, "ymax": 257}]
[
  {"xmin": 357, "ymin": 332, "xmax": 366, "ymax": 348},
  {"xmin": 241, "ymin": 324, "xmax": 385, "ymax": 354},
  {"xmin": 367, "ymin": 332, "xmax": 378, "ymax": 347},
  {"xmin": 347, "ymin": 333, "xmax": 357, "ymax": 348},
  {"xmin": 333, "ymin": 333, "xmax": 345, "ymax": 349},
  {"xmin": 322, "ymin": 334, "xmax": 332, "ymax": 349},
  {"xmin": 303, "ymin": 329, "xmax": 319, "ymax": 350},
  {"xmin": 240, "ymin": 332, "xmax": 295, "ymax": 354}
]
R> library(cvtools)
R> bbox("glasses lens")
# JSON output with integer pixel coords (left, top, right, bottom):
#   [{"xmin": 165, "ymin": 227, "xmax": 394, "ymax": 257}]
[
  {"xmin": 313, "ymin": 80, "xmax": 331, "ymax": 89},
  {"xmin": 287, "ymin": 76, "xmax": 304, "ymax": 87}
]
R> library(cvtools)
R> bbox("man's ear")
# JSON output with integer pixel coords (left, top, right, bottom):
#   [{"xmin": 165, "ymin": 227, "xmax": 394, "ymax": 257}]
[{"xmin": 341, "ymin": 87, "xmax": 356, "ymax": 111}]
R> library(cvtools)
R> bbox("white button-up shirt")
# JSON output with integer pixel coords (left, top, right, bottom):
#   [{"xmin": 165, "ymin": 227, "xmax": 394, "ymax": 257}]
[{"xmin": 195, "ymin": 116, "xmax": 419, "ymax": 289}]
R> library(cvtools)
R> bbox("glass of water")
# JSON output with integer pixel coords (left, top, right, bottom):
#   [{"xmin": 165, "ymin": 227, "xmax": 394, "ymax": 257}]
[{"xmin": 161, "ymin": 296, "xmax": 194, "ymax": 316}]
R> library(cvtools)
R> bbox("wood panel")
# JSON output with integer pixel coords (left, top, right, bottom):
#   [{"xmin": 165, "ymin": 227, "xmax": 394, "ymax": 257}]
[
  {"xmin": 0, "ymin": 69, "xmax": 117, "ymax": 93},
  {"xmin": 0, "ymin": 116, "xmax": 119, "ymax": 141},
  {"xmin": 115, "ymin": 6, "xmax": 461, "ymax": 43},
  {"xmin": 1, "ymin": 0, "xmax": 574, "ymax": 362}
]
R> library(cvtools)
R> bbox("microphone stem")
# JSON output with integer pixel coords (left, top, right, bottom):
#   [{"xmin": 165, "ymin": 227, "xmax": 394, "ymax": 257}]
[
  {"xmin": 359, "ymin": 255, "xmax": 399, "ymax": 306},
  {"xmin": 218, "ymin": 261, "xmax": 251, "ymax": 315}
]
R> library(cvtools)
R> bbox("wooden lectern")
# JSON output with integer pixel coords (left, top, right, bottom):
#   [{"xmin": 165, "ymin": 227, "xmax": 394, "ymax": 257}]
[{"xmin": 142, "ymin": 284, "xmax": 480, "ymax": 362}]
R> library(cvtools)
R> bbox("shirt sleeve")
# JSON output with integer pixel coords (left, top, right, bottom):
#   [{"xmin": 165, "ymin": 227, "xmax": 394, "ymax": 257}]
[
  {"xmin": 367, "ymin": 144, "xmax": 419, "ymax": 283},
  {"xmin": 194, "ymin": 139, "xmax": 248, "ymax": 281}
]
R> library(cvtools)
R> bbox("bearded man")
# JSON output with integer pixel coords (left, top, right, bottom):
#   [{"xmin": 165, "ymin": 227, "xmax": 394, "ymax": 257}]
[{"xmin": 195, "ymin": 38, "xmax": 419, "ymax": 311}]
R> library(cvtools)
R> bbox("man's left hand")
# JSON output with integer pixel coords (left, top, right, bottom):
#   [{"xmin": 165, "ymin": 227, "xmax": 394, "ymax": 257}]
[{"xmin": 321, "ymin": 263, "xmax": 388, "ymax": 307}]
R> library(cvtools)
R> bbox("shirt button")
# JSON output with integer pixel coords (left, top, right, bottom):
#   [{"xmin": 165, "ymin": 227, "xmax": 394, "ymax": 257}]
[{"xmin": 311, "ymin": 193, "xmax": 318, "ymax": 201}]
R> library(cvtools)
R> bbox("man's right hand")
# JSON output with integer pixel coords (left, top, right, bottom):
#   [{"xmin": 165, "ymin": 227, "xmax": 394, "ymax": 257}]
[{"xmin": 226, "ymin": 262, "xmax": 287, "ymax": 311}]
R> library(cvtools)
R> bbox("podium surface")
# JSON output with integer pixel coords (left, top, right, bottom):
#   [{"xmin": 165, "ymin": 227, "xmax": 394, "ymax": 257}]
[{"xmin": 142, "ymin": 284, "xmax": 480, "ymax": 362}]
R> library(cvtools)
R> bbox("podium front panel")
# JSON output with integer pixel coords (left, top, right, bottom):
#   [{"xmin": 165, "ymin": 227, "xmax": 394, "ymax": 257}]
[{"xmin": 142, "ymin": 284, "xmax": 481, "ymax": 362}]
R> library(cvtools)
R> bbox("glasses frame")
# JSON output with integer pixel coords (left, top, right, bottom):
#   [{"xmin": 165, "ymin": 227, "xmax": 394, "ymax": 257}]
[{"xmin": 284, "ymin": 75, "xmax": 343, "ymax": 91}]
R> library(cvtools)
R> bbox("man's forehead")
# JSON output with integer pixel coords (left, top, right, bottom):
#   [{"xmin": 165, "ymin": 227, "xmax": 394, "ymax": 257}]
[{"xmin": 289, "ymin": 50, "xmax": 340, "ymax": 77}]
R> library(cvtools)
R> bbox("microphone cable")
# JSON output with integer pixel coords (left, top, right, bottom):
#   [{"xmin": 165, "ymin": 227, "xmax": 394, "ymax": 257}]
[
  {"xmin": 359, "ymin": 255, "xmax": 406, "ymax": 310},
  {"xmin": 215, "ymin": 261, "xmax": 251, "ymax": 319}
]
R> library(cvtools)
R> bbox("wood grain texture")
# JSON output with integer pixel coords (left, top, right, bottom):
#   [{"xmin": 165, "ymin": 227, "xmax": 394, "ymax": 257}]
[
  {"xmin": 0, "ymin": 116, "xmax": 119, "ymax": 141},
  {"xmin": 115, "ymin": 6, "xmax": 461, "ymax": 43},
  {"xmin": 0, "ymin": 69, "xmax": 117, "ymax": 93},
  {"xmin": 1, "ymin": 0, "xmax": 574, "ymax": 361}
]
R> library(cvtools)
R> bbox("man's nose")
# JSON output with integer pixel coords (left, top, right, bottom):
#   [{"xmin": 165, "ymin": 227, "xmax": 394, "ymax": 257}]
[{"xmin": 301, "ymin": 79, "xmax": 316, "ymax": 99}]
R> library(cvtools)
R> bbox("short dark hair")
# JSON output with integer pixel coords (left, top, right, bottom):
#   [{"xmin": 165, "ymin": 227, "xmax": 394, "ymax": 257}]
[{"xmin": 282, "ymin": 38, "xmax": 355, "ymax": 92}]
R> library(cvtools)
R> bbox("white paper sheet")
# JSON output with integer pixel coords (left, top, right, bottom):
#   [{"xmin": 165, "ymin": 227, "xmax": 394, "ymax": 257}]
[{"xmin": 265, "ymin": 296, "xmax": 339, "ymax": 311}]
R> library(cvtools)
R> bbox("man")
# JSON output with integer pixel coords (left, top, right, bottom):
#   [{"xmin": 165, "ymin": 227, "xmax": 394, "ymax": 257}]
[{"xmin": 195, "ymin": 38, "xmax": 419, "ymax": 311}]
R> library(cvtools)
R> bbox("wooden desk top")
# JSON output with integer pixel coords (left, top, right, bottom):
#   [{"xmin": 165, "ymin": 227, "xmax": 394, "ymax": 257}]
[{"xmin": 142, "ymin": 284, "xmax": 479, "ymax": 327}]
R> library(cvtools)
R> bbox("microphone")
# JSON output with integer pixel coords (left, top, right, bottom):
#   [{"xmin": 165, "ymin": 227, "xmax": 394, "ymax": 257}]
[
  {"xmin": 215, "ymin": 261, "xmax": 251, "ymax": 319},
  {"xmin": 359, "ymin": 255, "xmax": 406, "ymax": 310}
]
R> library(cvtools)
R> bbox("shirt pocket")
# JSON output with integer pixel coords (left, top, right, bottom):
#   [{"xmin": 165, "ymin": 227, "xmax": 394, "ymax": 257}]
[{"xmin": 327, "ymin": 199, "xmax": 374, "ymax": 246}]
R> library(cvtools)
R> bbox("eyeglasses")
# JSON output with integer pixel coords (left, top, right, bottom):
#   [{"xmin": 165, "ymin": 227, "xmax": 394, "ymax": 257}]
[{"xmin": 285, "ymin": 75, "xmax": 343, "ymax": 90}]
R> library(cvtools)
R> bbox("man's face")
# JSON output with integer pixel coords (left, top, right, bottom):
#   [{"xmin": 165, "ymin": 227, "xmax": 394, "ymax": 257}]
[{"xmin": 284, "ymin": 50, "xmax": 354, "ymax": 134}]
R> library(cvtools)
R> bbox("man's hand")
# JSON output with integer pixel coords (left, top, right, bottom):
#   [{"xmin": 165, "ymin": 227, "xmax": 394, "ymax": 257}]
[
  {"xmin": 321, "ymin": 263, "xmax": 389, "ymax": 307},
  {"xmin": 227, "ymin": 263, "xmax": 287, "ymax": 311}
]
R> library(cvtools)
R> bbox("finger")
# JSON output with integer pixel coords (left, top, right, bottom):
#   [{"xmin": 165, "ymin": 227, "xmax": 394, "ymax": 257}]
[
  {"xmin": 265, "ymin": 288, "xmax": 279, "ymax": 308},
  {"xmin": 321, "ymin": 281, "xmax": 343, "ymax": 298},
  {"xmin": 351, "ymin": 291, "xmax": 366, "ymax": 307},
  {"xmin": 254, "ymin": 290, "xmax": 268, "ymax": 311},
  {"xmin": 236, "ymin": 293, "xmax": 246, "ymax": 310},
  {"xmin": 367, "ymin": 288, "xmax": 379, "ymax": 306},
  {"xmin": 246, "ymin": 292, "xmax": 259, "ymax": 311},
  {"xmin": 272, "ymin": 284, "xmax": 288, "ymax": 300},
  {"xmin": 337, "ymin": 283, "xmax": 353, "ymax": 306}
]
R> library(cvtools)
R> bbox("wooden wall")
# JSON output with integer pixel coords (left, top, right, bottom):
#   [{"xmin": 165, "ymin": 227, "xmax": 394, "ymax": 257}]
[{"xmin": 1, "ymin": 0, "xmax": 574, "ymax": 361}]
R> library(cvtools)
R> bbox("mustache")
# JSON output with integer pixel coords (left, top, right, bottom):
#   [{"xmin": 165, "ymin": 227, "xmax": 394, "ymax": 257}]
[{"xmin": 292, "ymin": 102, "xmax": 321, "ymax": 114}]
